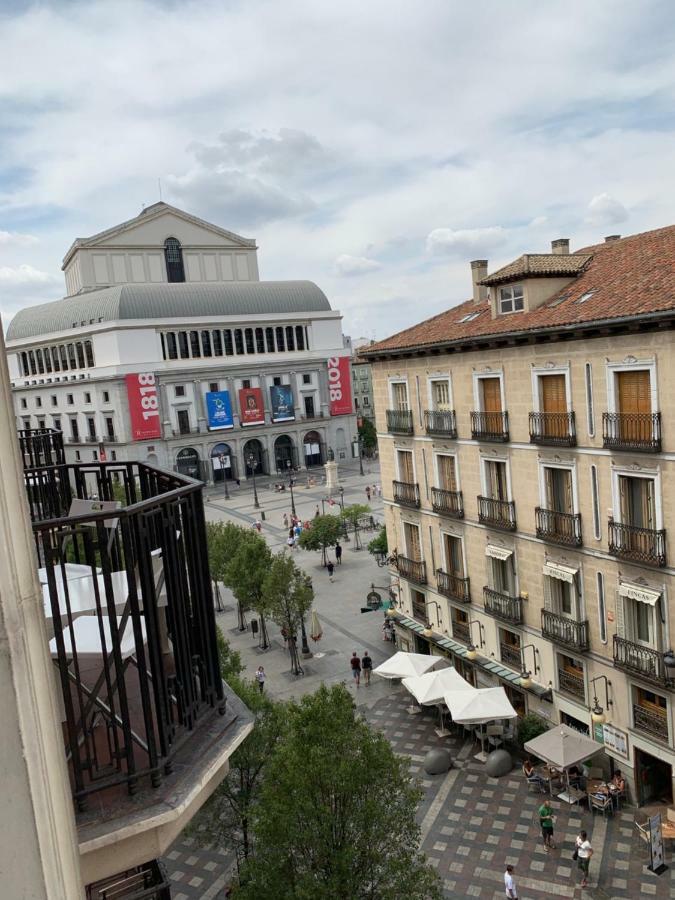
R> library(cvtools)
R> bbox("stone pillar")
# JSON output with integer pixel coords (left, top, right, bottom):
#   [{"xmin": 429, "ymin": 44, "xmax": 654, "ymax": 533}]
[
  {"xmin": 193, "ymin": 379, "xmax": 207, "ymax": 432},
  {"xmin": 324, "ymin": 459, "xmax": 340, "ymax": 493},
  {"xmin": 0, "ymin": 324, "xmax": 83, "ymax": 896}
]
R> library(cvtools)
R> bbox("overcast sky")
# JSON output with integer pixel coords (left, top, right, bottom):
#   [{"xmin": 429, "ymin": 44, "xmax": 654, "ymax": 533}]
[{"xmin": 1, "ymin": 0, "xmax": 675, "ymax": 340}]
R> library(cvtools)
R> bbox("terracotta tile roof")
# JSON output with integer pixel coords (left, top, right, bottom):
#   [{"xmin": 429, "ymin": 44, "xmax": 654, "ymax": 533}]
[
  {"xmin": 478, "ymin": 253, "xmax": 592, "ymax": 285},
  {"xmin": 363, "ymin": 225, "xmax": 675, "ymax": 357}
]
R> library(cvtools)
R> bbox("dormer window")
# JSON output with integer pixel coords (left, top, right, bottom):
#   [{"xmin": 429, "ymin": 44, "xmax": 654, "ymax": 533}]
[{"xmin": 499, "ymin": 285, "xmax": 524, "ymax": 314}]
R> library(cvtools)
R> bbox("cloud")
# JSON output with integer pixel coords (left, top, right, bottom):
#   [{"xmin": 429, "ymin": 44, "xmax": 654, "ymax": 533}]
[
  {"xmin": 334, "ymin": 254, "xmax": 382, "ymax": 276},
  {"xmin": 0, "ymin": 230, "xmax": 38, "ymax": 247},
  {"xmin": 190, "ymin": 128, "xmax": 329, "ymax": 178},
  {"xmin": 425, "ymin": 226, "xmax": 507, "ymax": 257},
  {"xmin": 0, "ymin": 264, "xmax": 57, "ymax": 285},
  {"xmin": 586, "ymin": 192, "xmax": 628, "ymax": 226}
]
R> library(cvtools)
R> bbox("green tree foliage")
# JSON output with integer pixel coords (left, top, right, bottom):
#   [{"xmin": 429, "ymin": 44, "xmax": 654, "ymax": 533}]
[
  {"xmin": 226, "ymin": 531, "xmax": 273, "ymax": 648},
  {"xmin": 517, "ymin": 713, "xmax": 549, "ymax": 748},
  {"xmin": 358, "ymin": 416, "xmax": 378, "ymax": 455},
  {"xmin": 216, "ymin": 626, "xmax": 244, "ymax": 683},
  {"xmin": 238, "ymin": 684, "xmax": 441, "ymax": 900},
  {"xmin": 262, "ymin": 554, "xmax": 314, "ymax": 674},
  {"xmin": 367, "ymin": 526, "xmax": 388, "ymax": 557},
  {"xmin": 297, "ymin": 514, "xmax": 343, "ymax": 565},
  {"xmin": 342, "ymin": 503, "xmax": 371, "ymax": 550},
  {"xmin": 206, "ymin": 521, "xmax": 246, "ymax": 586}
]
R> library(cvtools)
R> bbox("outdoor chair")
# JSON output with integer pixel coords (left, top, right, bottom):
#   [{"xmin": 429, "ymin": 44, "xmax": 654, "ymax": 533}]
[
  {"xmin": 589, "ymin": 792, "xmax": 613, "ymax": 818},
  {"xmin": 486, "ymin": 724, "xmax": 504, "ymax": 749},
  {"xmin": 526, "ymin": 775, "xmax": 548, "ymax": 794}
]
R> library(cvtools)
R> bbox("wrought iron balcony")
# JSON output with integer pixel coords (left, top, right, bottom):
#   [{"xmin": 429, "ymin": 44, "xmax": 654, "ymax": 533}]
[
  {"xmin": 411, "ymin": 594, "xmax": 427, "ymax": 623},
  {"xmin": 393, "ymin": 479, "xmax": 420, "ymax": 508},
  {"xmin": 557, "ymin": 667, "xmax": 586, "ymax": 701},
  {"xmin": 529, "ymin": 411, "xmax": 576, "ymax": 447},
  {"xmin": 541, "ymin": 610, "xmax": 589, "ymax": 651},
  {"xmin": 613, "ymin": 635, "xmax": 675, "ymax": 688},
  {"xmin": 477, "ymin": 496, "xmax": 517, "ymax": 531},
  {"xmin": 395, "ymin": 555, "xmax": 427, "ymax": 585},
  {"xmin": 602, "ymin": 412, "xmax": 661, "ymax": 452},
  {"xmin": 535, "ymin": 507, "xmax": 582, "ymax": 547},
  {"xmin": 608, "ymin": 518, "xmax": 666, "ymax": 567},
  {"xmin": 437, "ymin": 568, "xmax": 471, "ymax": 603},
  {"xmin": 85, "ymin": 860, "xmax": 170, "ymax": 900},
  {"xmin": 483, "ymin": 586, "xmax": 522, "ymax": 624},
  {"xmin": 452, "ymin": 619, "xmax": 470, "ymax": 644},
  {"xmin": 499, "ymin": 641, "xmax": 521, "ymax": 670},
  {"xmin": 424, "ymin": 409, "xmax": 457, "ymax": 438},
  {"xmin": 431, "ymin": 487, "xmax": 464, "ymax": 518},
  {"xmin": 633, "ymin": 703, "xmax": 669, "ymax": 742},
  {"xmin": 386, "ymin": 408, "xmax": 414, "ymax": 434},
  {"xmin": 470, "ymin": 410, "xmax": 509, "ymax": 442},
  {"xmin": 17, "ymin": 427, "xmax": 65, "ymax": 469}
]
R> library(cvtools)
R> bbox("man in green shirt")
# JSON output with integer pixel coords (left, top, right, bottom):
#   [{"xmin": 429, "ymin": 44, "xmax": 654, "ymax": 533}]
[{"xmin": 538, "ymin": 800, "xmax": 555, "ymax": 850}]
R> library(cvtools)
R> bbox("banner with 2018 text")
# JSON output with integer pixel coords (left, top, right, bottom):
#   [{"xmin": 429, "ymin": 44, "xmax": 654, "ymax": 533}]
[{"xmin": 327, "ymin": 356, "xmax": 353, "ymax": 416}]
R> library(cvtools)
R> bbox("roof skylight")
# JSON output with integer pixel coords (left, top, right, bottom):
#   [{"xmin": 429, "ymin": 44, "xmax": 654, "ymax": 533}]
[
  {"xmin": 458, "ymin": 311, "xmax": 481, "ymax": 323},
  {"xmin": 575, "ymin": 290, "xmax": 596, "ymax": 304}
]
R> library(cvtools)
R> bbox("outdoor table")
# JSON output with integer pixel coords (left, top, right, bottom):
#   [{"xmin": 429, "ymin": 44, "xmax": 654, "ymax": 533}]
[
  {"xmin": 38, "ymin": 563, "xmax": 98, "ymax": 584},
  {"xmin": 42, "ymin": 570, "xmax": 130, "ymax": 623},
  {"xmin": 557, "ymin": 785, "xmax": 586, "ymax": 805}
]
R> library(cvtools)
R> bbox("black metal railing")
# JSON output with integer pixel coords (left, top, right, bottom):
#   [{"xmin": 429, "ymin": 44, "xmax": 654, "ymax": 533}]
[
  {"xmin": 17, "ymin": 428, "xmax": 65, "ymax": 469},
  {"xmin": 535, "ymin": 507, "xmax": 582, "ymax": 547},
  {"xmin": 499, "ymin": 641, "xmax": 521, "ymax": 670},
  {"xmin": 633, "ymin": 703, "xmax": 669, "ymax": 742},
  {"xmin": 613, "ymin": 635, "xmax": 675, "ymax": 688},
  {"xmin": 608, "ymin": 518, "xmax": 666, "ymax": 567},
  {"xmin": 26, "ymin": 460, "xmax": 226, "ymax": 811},
  {"xmin": 483, "ymin": 586, "xmax": 522, "ymax": 624},
  {"xmin": 541, "ymin": 610, "xmax": 589, "ymax": 651},
  {"xmin": 424, "ymin": 409, "xmax": 457, "ymax": 438},
  {"xmin": 529, "ymin": 412, "xmax": 576, "ymax": 446},
  {"xmin": 431, "ymin": 487, "xmax": 464, "ymax": 518},
  {"xmin": 437, "ymin": 568, "xmax": 471, "ymax": 603},
  {"xmin": 395, "ymin": 555, "xmax": 427, "ymax": 585},
  {"xmin": 477, "ymin": 496, "xmax": 517, "ymax": 531},
  {"xmin": 452, "ymin": 619, "xmax": 470, "ymax": 644},
  {"xmin": 602, "ymin": 412, "xmax": 661, "ymax": 452},
  {"xmin": 86, "ymin": 859, "xmax": 171, "ymax": 900},
  {"xmin": 393, "ymin": 480, "xmax": 420, "ymax": 508},
  {"xmin": 386, "ymin": 409, "xmax": 414, "ymax": 434},
  {"xmin": 558, "ymin": 668, "xmax": 586, "ymax": 701},
  {"xmin": 411, "ymin": 595, "xmax": 427, "ymax": 623},
  {"xmin": 470, "ymin": 411, "xmax": 509, "ymax": 442}
]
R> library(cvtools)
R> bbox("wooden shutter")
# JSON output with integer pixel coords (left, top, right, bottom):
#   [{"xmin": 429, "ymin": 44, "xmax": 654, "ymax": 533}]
[
  {"xmin": 405, "ymin": 523, "xmax": 421, "ymax": 560},
  {"xmin": 438, "ymin": 455, "xmax": 457, "ymax": 491},
  {"xmin": 398, "ymin": 450, "xmax": 414, "ymax": 483},
  {"xmin": 644, "ymin": 479, "xmax": 655, "ymax": 530},
  {"xmin": 543, "ymin": 575, "xmax": 553, "ymax": 611},
  {"xmin": 481, "ymin": 377, "xmax": 502, "ymax": 413},
  {"xmin": 617, "ymin": 370, "xmax": 651, "ymax": 414},
  {"xmin": 541, "ymin": 374, "xmax": 566, "ymax": 413},
  {"xmin": 615, "ymin": 593, "xmax": 625, "ymax": 637}
]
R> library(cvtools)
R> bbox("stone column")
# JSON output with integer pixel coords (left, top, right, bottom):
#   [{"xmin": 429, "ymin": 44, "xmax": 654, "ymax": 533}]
[
  {"xmin": 193, "ymin": 379, "xmax": 207, "ymax": 433},
  {"xmin": 0, "ymin": 324, "xmax": 83, "ymax": 896}
]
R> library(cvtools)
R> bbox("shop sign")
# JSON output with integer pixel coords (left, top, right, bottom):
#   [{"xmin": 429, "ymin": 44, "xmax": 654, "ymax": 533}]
[{"xmin": 602, "ymin": 723, "xmax": 629, "ymax": 759}]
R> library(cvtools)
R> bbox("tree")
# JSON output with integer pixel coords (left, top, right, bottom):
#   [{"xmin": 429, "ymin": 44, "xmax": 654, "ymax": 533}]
[
  {"xmin": 367, "ymin": 525, "xmax": 388, "ymax": 558},
  {"xmin": 342, "ymin": 502, "xmax": 371, "ymax": 550},
  {"xmin": 238, "ymin": 684, "xmax": 442, "ymax": 900},
  {"xmin": 216, "ymin": 626, "xmax": 244, "ymax": 683},
  {"xmin": 206, "ymin": 521, "xmax": 247, "ymax": 615},
  {"xmin": 226, "ymin": 530, "xmax": 273, "ymax": 649},
  {"xmin": 262, "ymin": 554, "xmax": 314, "ymax": 675},
  {"xmin": 358, "ymin": 416, "xmax": 378, "ymax": 457},
  {"xmin": 297, "ymin": 514, "xmax": 343, "ymax": 566}
]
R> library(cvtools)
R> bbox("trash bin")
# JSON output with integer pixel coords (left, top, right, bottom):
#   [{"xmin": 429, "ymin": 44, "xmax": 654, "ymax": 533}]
[
  {"xmin": 251, "ymin": 618, "xmax": 259, "ymax": 635},
  {"xmin": 260, "ymin": 510, "xmax": 266, "ymax": 521}
]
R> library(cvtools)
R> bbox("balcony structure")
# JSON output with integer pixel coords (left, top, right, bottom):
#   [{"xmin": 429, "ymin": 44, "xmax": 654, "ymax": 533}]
[
  {"xmin": 395, "ymin": 555, "xmax": 427, "ymax": 585},
  {"xmin": 535, "ymin": 507, "xmax": 582, "ymax": 547},
  {"xmin": 470, "ymin": 410, "xmax": 509, "ymax": 442},
  {"xmin": 602, "ymin": 412, "xmax": 662, "ymax": 452},
  {"xmin": 17, "ymin": 427, "xmax": 65, "ymax": 468},
  {"xmin": 477, "ymin": 496, "xmax": 517, "ymax": 531},
  {"xmin": 436, "ymin": 568, "xmax": 471, "ymax": 603},
  {"xmin": 483, "ymin": 586, "xmax": 522, "ymax": 624},
  {"xmin": 633, "ymin": 703, "xmax": 669, "ymax": 743},
  {"xmin": 424, "ymin": 409, "xmax": 457, "ymax": 438},
  {"xmin": 431, "ymin": 487, "xmax": 464, "ymax": 518},
  {"xmin": 386, "ymin": 409, "xmax": 414, "ymax": 434},
  {"xmin": 499, "ymin": 640, "xmax": 521, "ymax": 670},
  {"xmin": 608, "ymin": 518, "xmax": 667, "ymax": 567},
  {"xmin": 613, "ymin": 635, "xmax": 675, "ymax": 689},
  {"xmin": 541, "ymin": 610, "xmax": 589, "ymax": 652},
  {"xmin": 558, "ymin": 667, "xmax": 586, "ymax": 702},
  {"xmin": 452, "ymin": 619, "xmax": 471, "ymax": 644},
  {"xmin": 393, "ymin": 479, "xmax": 420, "ymax": 508},
  {"xmin": 529, "ymin": 412, "xmax": 577, "ymax": 447}
]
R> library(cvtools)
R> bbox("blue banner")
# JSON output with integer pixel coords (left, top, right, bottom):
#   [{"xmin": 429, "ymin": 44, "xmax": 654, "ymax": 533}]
[
  {"xmin": 206, "ymin": 391, "xmax": 234, "ymax": 430},
  {"xmin": 270, "ymin": 384, "xmax": 295, "ymax": 422}
]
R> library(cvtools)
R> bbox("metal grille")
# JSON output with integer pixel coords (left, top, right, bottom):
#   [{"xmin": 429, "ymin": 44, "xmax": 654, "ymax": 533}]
[
  {"xmin": 431, "ymin": 487, "xmax": 464, "ymax": 518},
  {"xmin": 529, "ymin": 411, "xmax": 577, "ymax": 446},
  {"xmin": 542, "ymin": 610, "xmax": 589, "ymax": 651},
  {"xmin": 535, "ymin": 507, "xmax": 582, "ymax": 546},
  {"xmin": 602, "ymin": 412, "xmax": 661, "ymax": 452},
  {"xmin": 608, "ymin": 518, "xmax": 666, "ymax": 567},
  {"xmin": 424, "ymin": 409, "xmax": 457, "ymax": 437}
]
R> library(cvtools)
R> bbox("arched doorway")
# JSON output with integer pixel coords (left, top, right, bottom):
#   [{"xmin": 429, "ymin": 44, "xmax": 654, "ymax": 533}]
[
  {"xmin": 335, "ymin": 426, "xmax": 347, "ymax": 460},
  {"xmin": 211, "ymin": 442, "xmax": 235, "ymax": 482},
  {"xmin": 176, "ymin": 447, "xmax": 201, "ymax": 479},
  {"xmin": 274, "ymin": 435, "xmax": 297, "ymax": 473},
  {"xmin": 146, "ymin": 452, "xmax": 159, "ymax": 467},
  {"xmin": 243, "ymin": 438, "xmax": 267, "ymax": 476},
  {"xmin": 304, "ymin": 431, "xmax": 324, "ymax": 468}
]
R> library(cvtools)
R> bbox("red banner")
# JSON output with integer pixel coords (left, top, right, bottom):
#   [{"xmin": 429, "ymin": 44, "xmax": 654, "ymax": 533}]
[
  {"xmin": 239, "ymin": 387, "xmax": 265, "ymax": 425},
  {"xmin": 125, "ymin": 372, "xmax": 162, "ymax": 441},
  {"xmin": 327, "ymin": 356, "xmax": 353, "ymax": 416}
]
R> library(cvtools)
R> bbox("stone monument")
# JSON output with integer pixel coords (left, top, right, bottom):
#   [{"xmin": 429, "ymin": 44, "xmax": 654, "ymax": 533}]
[{"xmin": 324, "ymin": 447, "xmax": 340, "ymax": 494}]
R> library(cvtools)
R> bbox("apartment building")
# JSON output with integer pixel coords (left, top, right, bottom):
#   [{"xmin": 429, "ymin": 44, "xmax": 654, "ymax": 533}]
[
  {"xmin": 351, "ymin": 343, "xmax": 375, "ymax": 421},
  {"xmin": 364, "ymin": 226, "xmax": 675, "ymax": 806}
]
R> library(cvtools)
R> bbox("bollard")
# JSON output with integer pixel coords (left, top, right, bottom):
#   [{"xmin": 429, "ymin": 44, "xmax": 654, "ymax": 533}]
[{"xmin": 260, "ymin": 510, "xmax": 266, "ymax": 521}]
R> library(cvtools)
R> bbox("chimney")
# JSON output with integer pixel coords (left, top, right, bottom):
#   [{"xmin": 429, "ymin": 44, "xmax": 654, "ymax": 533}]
[
  {"xmin": 551, "ymin": 238, "xmax": 570, "ymax": 255},
  {"xmin": 605, "ymin": 234, "xmax": 621, "ymax": 243},
  {"xmin": 470, "ymin": 260, "xmax": 488, "ymax": 304}
]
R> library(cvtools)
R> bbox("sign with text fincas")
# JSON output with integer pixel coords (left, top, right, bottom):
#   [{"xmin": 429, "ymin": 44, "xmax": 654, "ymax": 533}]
[
  {"xmin": 327, "ymin": 356, "xmax": 353, "ymax": 416},
  {"xmin": 126, "ymin": 372, "xmax": 162, "ymax": 441},
  {"xmin": 206, "ymin": 391, "xmax": 234, "ymax": 430},
  {"xmin": 239, "ymin": 387, "xmax": 265, "ymax": 426},
  {"xmin": 269, "ymin": 384, "xmax": 295, "ymax": 422}
]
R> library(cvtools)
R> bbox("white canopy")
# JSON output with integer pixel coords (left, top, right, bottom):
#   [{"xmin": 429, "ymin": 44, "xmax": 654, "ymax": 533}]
[
  {"xmin": 444, "ymin": 686, "xmax": 518, "ymax": 724},
  {"xmin": 373, "ymin": 651, "xmax": 444, "ymax": 680},
  {"xmin": 524, "ymin": 724, "xmax": 604, "ymax": 769},
  {"xmin": 402, "ymin": 666, "xmax": 474, "ymax": 705}
]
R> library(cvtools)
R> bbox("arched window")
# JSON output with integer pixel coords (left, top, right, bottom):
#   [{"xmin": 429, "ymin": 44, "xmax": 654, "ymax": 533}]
[{"xmin": 164, "ymin": 237, "xmax": 185, "ymax": 283}]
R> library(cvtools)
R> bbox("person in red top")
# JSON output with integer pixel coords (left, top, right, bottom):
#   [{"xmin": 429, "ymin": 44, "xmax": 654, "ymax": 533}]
[{"xmin": 350, "ymin": 651, "xmax": 361, "ymax": 687}]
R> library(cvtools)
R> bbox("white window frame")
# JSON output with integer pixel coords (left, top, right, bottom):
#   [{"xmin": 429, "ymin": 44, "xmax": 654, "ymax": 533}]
[
  {"xmin": 543, "ymin": 569, "xmax": 582, "ymax": 620},
  {"xmin": 388, "ymin": 377, "xmax": 410, "ymax": 410},
  {"xmin": 605, "ymin": 358, "xmax": 658, "ymax": 414},
  {"xmin": 472, "ymin": 370, "xmax": 506, "ymax": 412},
  {"xmin": 610, "ymin": 465, "xmax": 663, "ymax": 529},
  {"xmin": 426, "ymin": 375, "xmax": 453, "ymax": 411},
  {"xmin": 433, "ymin": 451, "xmax": 460, "ymax": 490},
  {"xmin": 597, "ymin": 572, "xmax": 607, "ymax": 644},
  {"xmin": 440, "ymin": 529, "xmax": 467, "ymax": 577},
  {"xmin": 530, "ymin": 363, "xmax": 572, "ymax": 413},
  {"xmin": 585, "ymin": 362, "xmax": 595, "ymax": 437},
  {"xmin": 498, "ymin": 284, "xmax": 524, "ymax": 314},
  {"xmin": 480, "ymin": 454, "xmax": 512, "ymax": 501},
  {"xmin": 395, "ymin": 447, "xmax": 417, "ymax": 484},
  {"xmin": 537, "ymin": 460, "xmax": 579, "ymax": 513}
]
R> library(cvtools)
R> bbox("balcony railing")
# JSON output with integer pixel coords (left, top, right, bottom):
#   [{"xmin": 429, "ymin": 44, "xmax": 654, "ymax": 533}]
[
  {"xmin": 85, "ymin": 859, "xmax": 171, "ymax": 900},
  {"xmin": 558, "ymin": 667, "xmax": 586, "ymax": 701},
  {"xmin": 542, "ymin": 610, "xmax": 589, "ymax": 651},
  {"xmin": 431, "ymin": 487, "xmax": 464, "ymax": 518},
  {"xmin": 393, "ymin": 480, "xmax": 420, "ymax": 508},
  {"xmin": 483, "ymin": 586, "xmax": 522, "ymax": 624},
  {"xmin": 424, "ymin": 409, "xmax": 457, "ymax": 438},
  {"xmin": 437, "ymin": 568, "xmax": 471, "ymax": 603},
  {"xmin": 395, "ymin": 555, "xmax": 427, "ymax": 585},
  {"xmin": 17, "ymin": 427, "xmax": 65, "ymax": 469},
  {"xmin": 452, "ymin": 619, "xmax": 470, "ymax": 644},
  {"xmin": 386, "ymin": 409, "xmax": 414, "ymax": 434},
  {"xmin": 411, "ymin": 596, "xmax": 427, "ymax": 623},
  {"xmin": 633, "ymin": 703, "xmax": 669, "ymax": 742},
  {"xmin": 529, "ymin": 412, "xmax": 577, "ymax": 446},
  {"xmin": 613, "ymin": 635, "xmax": 675, "ymax": 688},
  {"xmin": 602, "ymin": 412, "xmax": 662, "ymax": 453},
  {"xmin": 477, "ymin": 496, "xmax": 517, "ymax": 531},
  {"xmin": 25, "ymin": 460, "xmax": 227, "ymax": 812},
  {"xmin": 470, "ymin": 410, "xmax": 509, "ymax": 442},
  {"xmin": 608, "ymin": 518, "xmax": 666, "ymax": 567},
  {"xmin": 499, "ymin": 641, "xmax": 521, "ymax": 670},
  {"xmin": 535, "ymin": 507, "xmax": 582, "ymax": 547}
]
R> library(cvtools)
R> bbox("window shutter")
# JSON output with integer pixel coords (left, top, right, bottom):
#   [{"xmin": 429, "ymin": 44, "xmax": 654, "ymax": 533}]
[
  {"xmin": 615, "ymin": 592, "xmax": 626, "ymax": 637},
  {"xmin": 543, "ymin": 576, "xmax": 553, "ymax": 611}
]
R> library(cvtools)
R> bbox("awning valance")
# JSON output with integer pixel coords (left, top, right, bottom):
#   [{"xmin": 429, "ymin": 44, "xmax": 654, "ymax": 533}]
[
  {"xmin": 486, "ymin": 545, "xmax": 513, "ymax": 561},
  {"xmin": 618, "ymin": 582, "xmax": 661, "ymax": 606},
  {"xmin": 543, "ymin": 562, "xmax": 578, "ymax": 584}
]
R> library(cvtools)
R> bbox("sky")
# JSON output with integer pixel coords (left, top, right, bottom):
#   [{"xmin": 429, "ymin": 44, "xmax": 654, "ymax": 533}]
[{"xmin": 1, "ymin": 0, "xmax": 675, "ymax": 341}]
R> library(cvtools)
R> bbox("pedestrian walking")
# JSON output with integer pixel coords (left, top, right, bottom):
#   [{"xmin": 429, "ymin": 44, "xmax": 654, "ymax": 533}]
[
  {"xmin": 335, "ymin": 541, "xmax": 342, "ymax": 564},
  {"xmin": 361, "ymin": 651, "xmax": 372, "ymax": 685},
  {"xmin": 365, "ymin": 485, "xmax": 371, "ymax": 502},
  {"xmin": 538, "ymin": 799, "xmax": 555, "ymax": 850},
  {"xmin": 287, "ymin": 535, "xmax": 296, "ymax": 551},
  {"xmin": 504, "ymin": 864, "xmax": 518, "ymax": 899},
  {"xmin": 574, "ymin": 830, "xmax": 592, "ymax": 888},
  {"xmin": 314, "ymin": 504, "xmax": 320, "ymax": 518},
  {"xmin": 350, "ymin": 651, "xmax": 361, "ymax": 687},
  {"xmin": 255, "ymin": 519, "xmax": 262, "ymax": 533},
  {"xmin": 327, "ymin": 560, "xmax": 335, "ymax": 581},
  {"xmin": 283, "ymin": 513, "xmax": 289, "ymax": 528},
  {"xmin": 255, "ymin": 666, "xmax": 266, "ymax": 694}
]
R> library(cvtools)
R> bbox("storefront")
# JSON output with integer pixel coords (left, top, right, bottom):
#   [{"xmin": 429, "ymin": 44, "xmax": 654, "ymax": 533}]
[
  {"xmin": 635, "ymin": 747, "xmax": 673, "ymax": 807},
  {"xmin": 175, "ymin": 447, "xmax": 201, "ymax": 479}
]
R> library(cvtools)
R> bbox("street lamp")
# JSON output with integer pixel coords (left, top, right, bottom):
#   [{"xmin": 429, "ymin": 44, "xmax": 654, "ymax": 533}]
[
  {"xmin": 219, "ymin": 454, "xmax": 230, "ymax": 500},
  {"xmin": 247, "ymin": 452, "xmax": 260, "ymax": 509},
  {"xmin": 354, "ymin": 432, "xmax": 364, "ymax": 476},
  {"xmin": 465, "ymin": 620, "xmax": 485, "ymax": 660},
  {"xmin": 519, "ymin": 644, "xmax": 540, "ymax": 689},
  {"xmin": 286, "ymin": 460, "xmax": 297, "ymax": 518},
  {"xmin": 589, "ymin": 674, "xmax": 613, "ymax": 724},
  {"xmin": 423, "ymin": 599, "xmax": 443, "ymax": 636}
]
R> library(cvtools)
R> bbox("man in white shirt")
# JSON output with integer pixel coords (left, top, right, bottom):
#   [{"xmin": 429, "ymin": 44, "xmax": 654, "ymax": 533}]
[
  {"xmin": 504, "ymin": 864, "xmax": 518, "ymax": 899},
  {"xmin": 576, "ymin": 830, "xmax": 593, "ymax": 888}
]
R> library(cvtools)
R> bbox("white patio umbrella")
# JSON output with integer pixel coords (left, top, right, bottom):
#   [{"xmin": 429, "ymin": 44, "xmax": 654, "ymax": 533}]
[
  {"xmin": 372, "ymin": 651, "xmax": 444, "ymax": 680},
  {"xmin": 444, "ymin": 687, "xmax": 518, "ymax": 760},
  {"xmin": 402, "ymin": 666, "xmax": 475, "ymax": 736}
]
